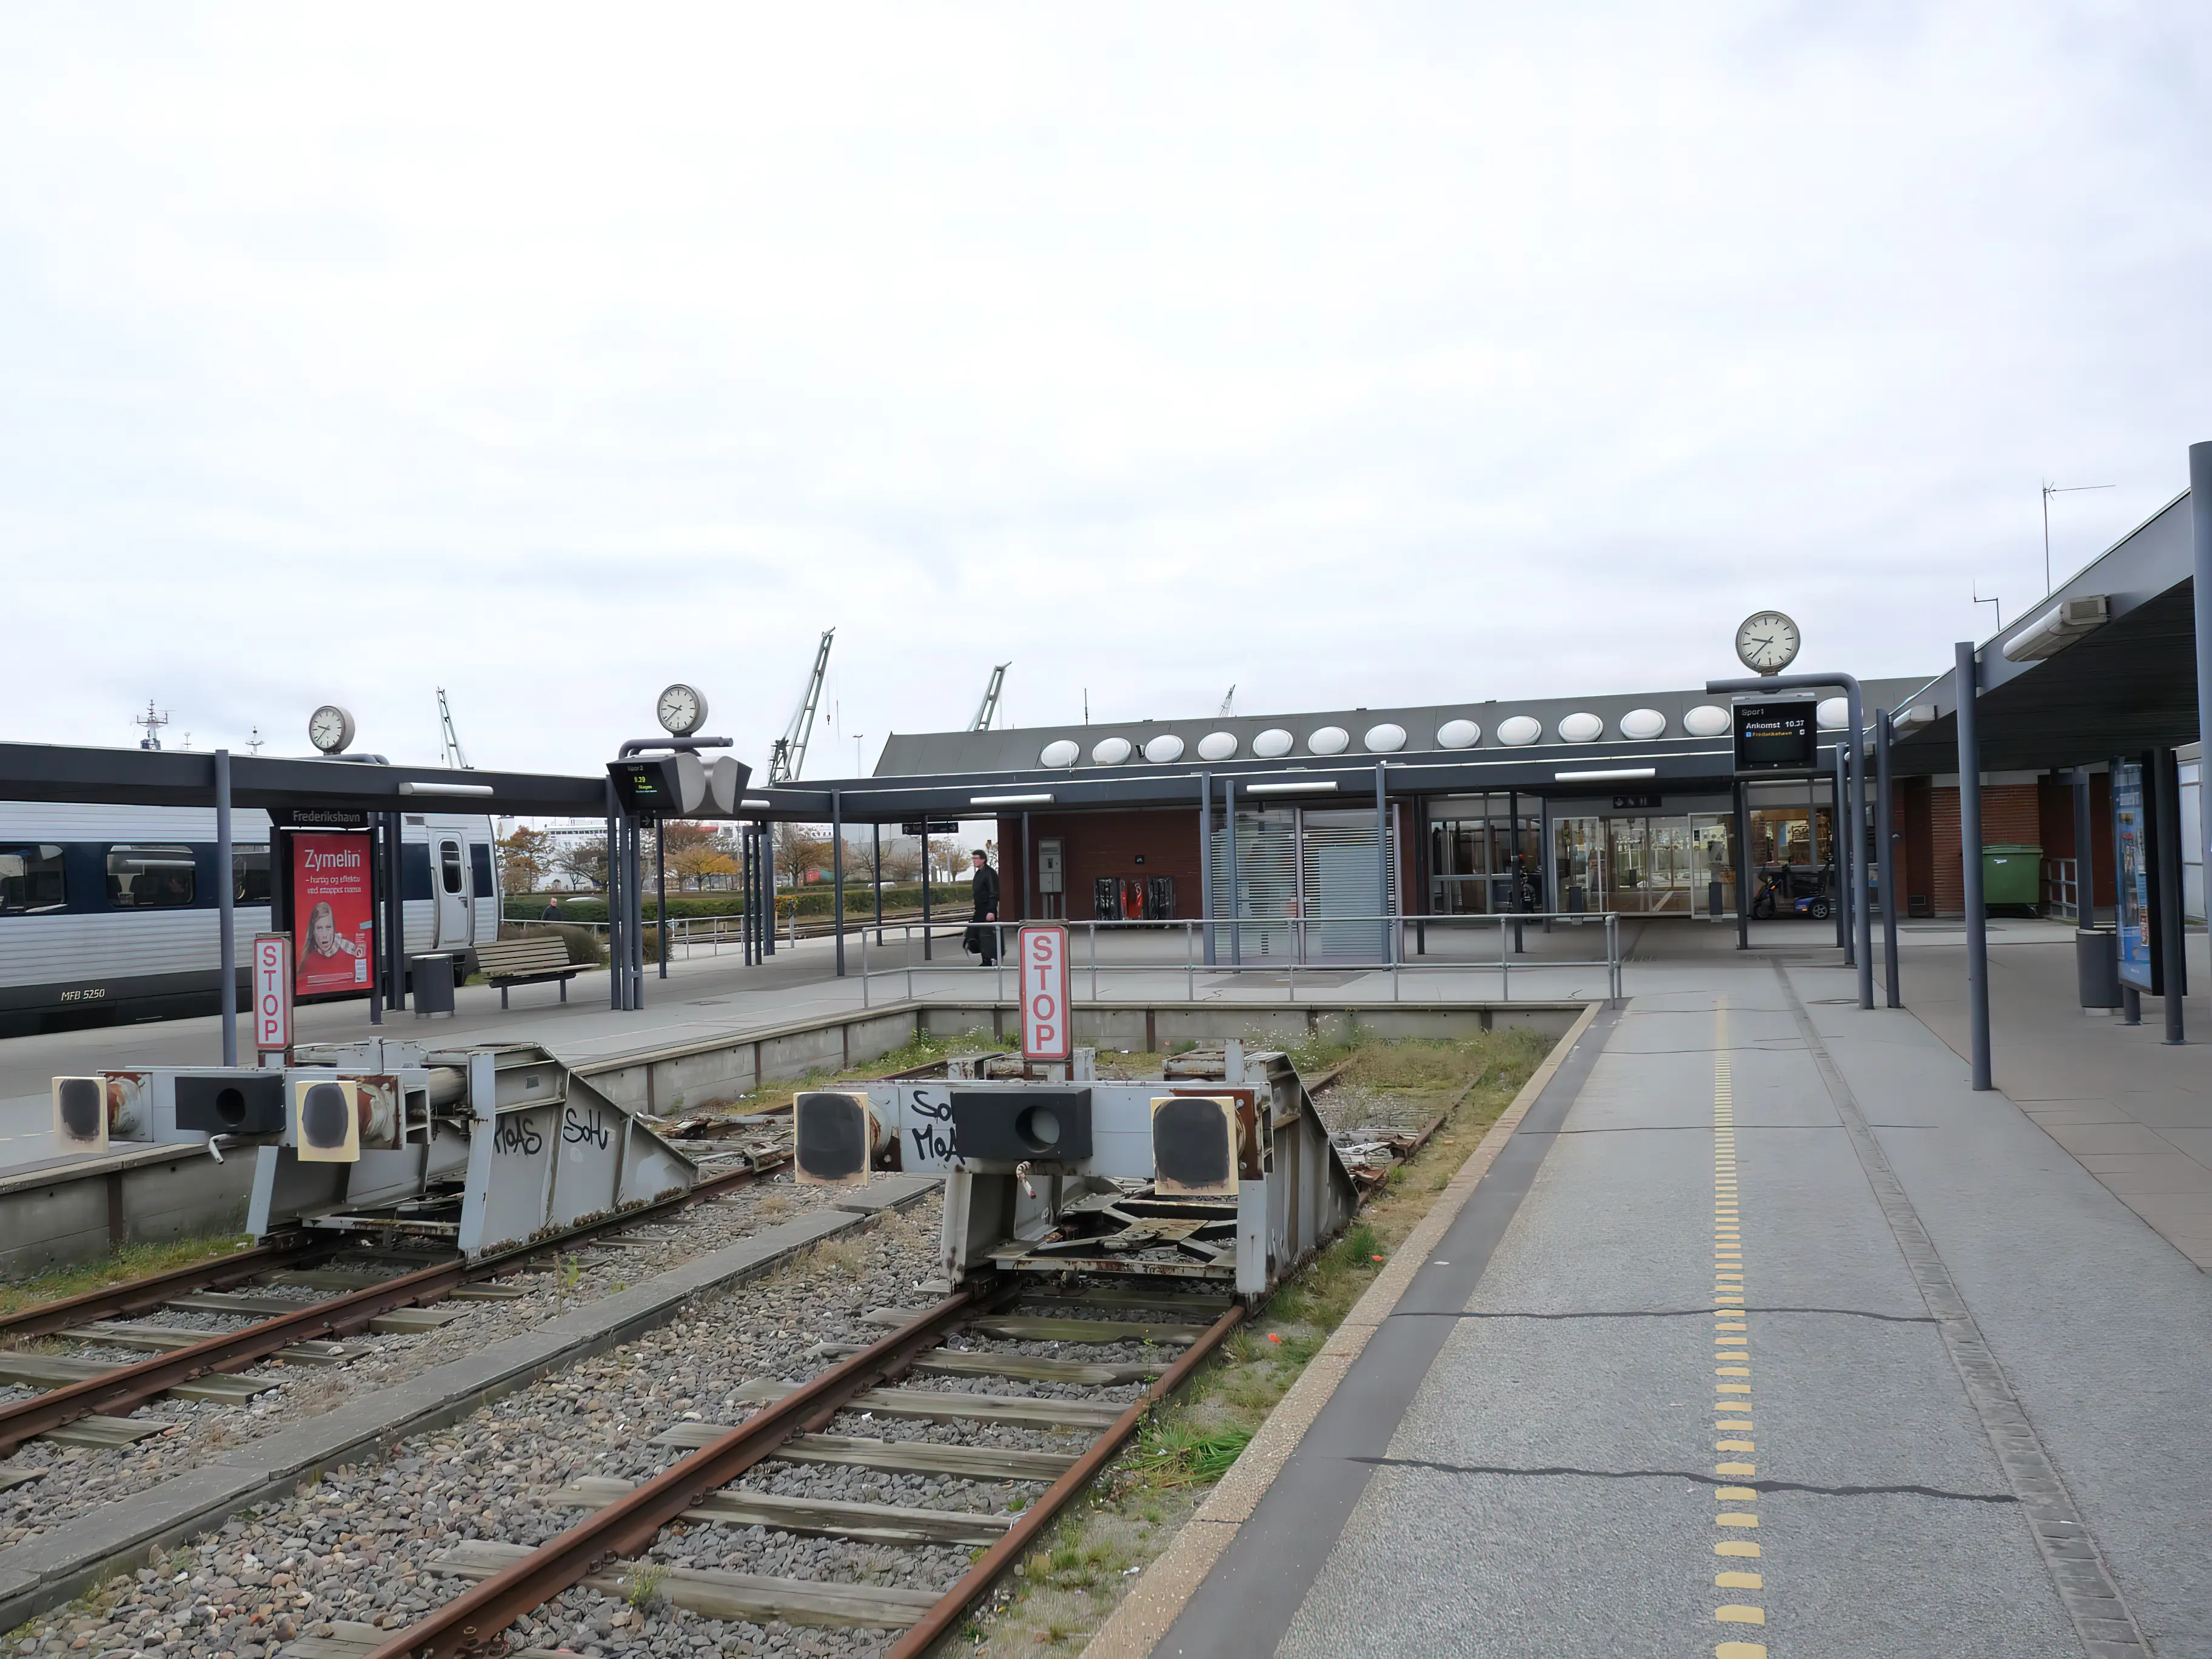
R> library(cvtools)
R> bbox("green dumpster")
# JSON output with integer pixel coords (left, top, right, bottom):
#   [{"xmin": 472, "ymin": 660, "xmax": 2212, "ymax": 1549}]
[{"xmin": 1982, "ymin": 844, "xmax": 2042, "ymax": 909}]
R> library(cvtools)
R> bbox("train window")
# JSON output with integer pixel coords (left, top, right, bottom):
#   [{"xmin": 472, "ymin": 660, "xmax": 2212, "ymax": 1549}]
[
  {"xmin": 107, "ymin": 846, "xmax": 197, "ymax": 908},
  {"xmin": 440, "ymin": 840, "xmax": 464, "ymax": 894},
  {"xmin": 233, "ymin": 846, "xmax": 272, "ymax": 907},
  {"xmin": 470, "ymin": 842, "xmax": 495, "ymax": 898},
  {"xmin": 0, "ymin": 845, "xmax": 67, "ymax": 915}
]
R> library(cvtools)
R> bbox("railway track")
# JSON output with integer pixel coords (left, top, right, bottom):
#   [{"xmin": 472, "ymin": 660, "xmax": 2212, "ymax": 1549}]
[
  {"xmin": 0, "ymin": 1148, "xmax": 791, "ymax": 1461},
  {"xmin": 327, "ymin": 1051, "xmax": 1364, "ymax": 1659},
  {"xmin": 365, "ymin": 1270, "xmax": 1241, "ymax": 1659}
]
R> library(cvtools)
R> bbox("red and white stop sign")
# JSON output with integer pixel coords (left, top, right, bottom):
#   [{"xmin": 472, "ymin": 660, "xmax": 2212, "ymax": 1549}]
[
  {"xmin": 253, "ymin": 933, "xmax": 293, "ymax": 1052},
  {"xmin": 1019, "ymin": 925, "xmax": 1071, "ymax": 1061}
]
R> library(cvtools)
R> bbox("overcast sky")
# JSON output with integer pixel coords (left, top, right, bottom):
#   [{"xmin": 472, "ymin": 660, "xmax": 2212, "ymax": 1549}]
[{"xmin": 4, "ymin": 3, "xmax": 2208, "ymax": 779}]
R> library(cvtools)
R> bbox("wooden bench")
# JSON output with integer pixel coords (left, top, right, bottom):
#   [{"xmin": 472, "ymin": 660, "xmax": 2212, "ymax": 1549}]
[{"xmin": 475, "ymin": 935, "xmax": 590, "ymax": 1008}]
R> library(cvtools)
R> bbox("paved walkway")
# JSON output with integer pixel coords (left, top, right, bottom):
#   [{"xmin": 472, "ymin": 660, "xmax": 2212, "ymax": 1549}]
[
  {"xmin": 1153, "ymin": 943, "xmax": 2212, "ymax": 1657},
  {"xmin": 1892, "ymin": 919, "xmax": 2212, "ymax": 1270}
]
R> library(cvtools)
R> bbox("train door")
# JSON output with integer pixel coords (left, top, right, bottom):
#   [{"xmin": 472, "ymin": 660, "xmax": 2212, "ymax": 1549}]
[{"xmin": 434, "ymin": 833, "xmax": 472, "ymax": 949}]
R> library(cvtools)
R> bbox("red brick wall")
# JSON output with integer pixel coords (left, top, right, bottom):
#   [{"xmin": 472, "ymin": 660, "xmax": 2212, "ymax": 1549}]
[
  {"xmin": 2034, "ymin": 773, "xmax": 2116, "ymax": 907},
  {"xmin": 1921, "ymin": 783, "xmax": 2042, "ymax": 917},
  {"xmin": 993, "ymin": 805, "xmax": 1423, "ymax": 922},
  {"xmin": 997, "ymin": 809, "xmax": 1207, "ymax": 921}
]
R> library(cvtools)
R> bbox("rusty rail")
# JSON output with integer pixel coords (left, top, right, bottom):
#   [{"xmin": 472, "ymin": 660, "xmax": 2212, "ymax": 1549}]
[
  {"xmin": 368, "ymin": 1282, "xmax": 994, "ymax": 1659},
  {"xmin": 881, "ymin": 1301, "xmax": 1246, "ymax": 1658},
  {"xmin": 0, "ymin": 1151, "xmax": 787, "ymax": 1458},
  {"xmin": 0, "ymin": 1233, "xmax": 318, "ymax": 1342}
]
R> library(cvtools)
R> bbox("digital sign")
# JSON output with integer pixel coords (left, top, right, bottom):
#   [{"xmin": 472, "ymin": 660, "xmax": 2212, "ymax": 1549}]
[{"xmin": 1732, "ymin": 700, "xmax": 1819, "ymax": 775}]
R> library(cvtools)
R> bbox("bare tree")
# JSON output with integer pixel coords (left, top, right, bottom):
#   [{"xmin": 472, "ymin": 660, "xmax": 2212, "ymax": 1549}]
[
  {"xmin": 558, "ymin": 836, "xmax": 608, "ymax": 892},
  {"xmin": 774, "ymin": 822, "xmax": 830, "ymax": 886}
]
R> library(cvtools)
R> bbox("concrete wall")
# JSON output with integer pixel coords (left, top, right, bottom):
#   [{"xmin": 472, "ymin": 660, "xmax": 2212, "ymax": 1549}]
[{"xmin": 0, "ymin": 1148, "xmax": 252, "ymax": 1278}]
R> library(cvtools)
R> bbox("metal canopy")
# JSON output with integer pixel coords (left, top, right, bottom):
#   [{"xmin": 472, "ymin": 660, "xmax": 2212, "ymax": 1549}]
[
  {"xmin": 1887, "ymin": 488, "xmax": 2200, "ymax": 776},
  {"xmin": 0, "ymin": 743, "xmax": 838, "ymax": 822}
]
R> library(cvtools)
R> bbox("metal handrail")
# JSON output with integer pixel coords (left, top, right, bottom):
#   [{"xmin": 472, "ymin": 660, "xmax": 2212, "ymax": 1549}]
[
  {"xmin": 853, "ymin": 911, "xmax": 1623, "ymax": 1007},
  {"xmin": 500, "ymin": 909, "xmax": 1627, "ymax": 1005}
]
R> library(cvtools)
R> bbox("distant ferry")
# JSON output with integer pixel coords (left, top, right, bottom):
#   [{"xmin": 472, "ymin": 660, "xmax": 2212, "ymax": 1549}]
[{"xmin": 0, "ymin": 804, "xmax": 500, "ymax": 1036}]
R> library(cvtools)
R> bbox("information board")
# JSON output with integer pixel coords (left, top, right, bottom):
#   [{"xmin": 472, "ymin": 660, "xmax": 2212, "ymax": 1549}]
[
  {"xmin": 1019, "ymin": 925, "xmax": 1072, "ymax": 1061},
  {"xmin": 290, "ymin": 833, "xmax": 373, "ymax": 996},
  {"xmin": 2113, "ymin": 758, "xmax": 2158, "ymax": 994},
  {"xmin": 252, "ymin": 933, "xmax": 293, "ymax": 1052},
  {"xmin": 1732, "ymin": 700, "xmax": 1818, "ymax": 774}
]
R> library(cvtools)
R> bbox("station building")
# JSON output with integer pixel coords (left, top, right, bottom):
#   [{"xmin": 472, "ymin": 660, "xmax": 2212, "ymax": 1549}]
[{"xmin": 869, "ymin": 476, "xmax": 2211, "ymax": 940}]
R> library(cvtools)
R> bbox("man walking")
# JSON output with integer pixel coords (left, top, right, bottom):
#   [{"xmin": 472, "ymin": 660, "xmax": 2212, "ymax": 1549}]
[{"xmin": 968, "ymin": 849, "xmax": 1000, "ymax": 966}]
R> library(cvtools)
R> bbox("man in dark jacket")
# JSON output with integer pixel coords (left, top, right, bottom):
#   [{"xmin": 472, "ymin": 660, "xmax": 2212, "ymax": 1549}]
[{"xmin": 968, "ymin": 850, "xmax": 1000, "ymax": 965}]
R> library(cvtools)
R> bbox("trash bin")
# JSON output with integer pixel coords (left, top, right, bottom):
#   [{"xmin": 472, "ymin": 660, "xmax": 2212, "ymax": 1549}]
[
  {"xmin": 2076, "ymin": 929, "xmax": 2122, "ymax": 1009},
  {"xmin": 410, "ymin": 953, "xmax": 457, "ymax": 1017},
  {"xmin": 1982, "ymin": 844, "xmax": 2042, "ymax": 910}
]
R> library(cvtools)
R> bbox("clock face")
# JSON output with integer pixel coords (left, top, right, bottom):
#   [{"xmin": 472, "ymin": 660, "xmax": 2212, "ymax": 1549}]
[
  {"xmin": 307, "ymin": 705, "xmax": 355, "ymax": 754},
  {"xmin": 657, "ymin": 683, "xmax": 706, "ymax": 736},
  {"xmin": 1735, "ymin": 611, "xmax": 1801, "ymax": 674}
]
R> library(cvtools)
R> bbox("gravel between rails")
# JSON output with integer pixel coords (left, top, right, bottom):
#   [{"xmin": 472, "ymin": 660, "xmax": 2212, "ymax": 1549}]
[
  {"xmin": 0, "ymin": 1171, "xmax": 839, "ymax": 1551},
  {"xmin": 2, "ymin": 1195, "xmax": 1225, "ymax": 1659},
  {"xmin": 0, "ymin": 1196, "xmax": 950, "ymax": 1659}
]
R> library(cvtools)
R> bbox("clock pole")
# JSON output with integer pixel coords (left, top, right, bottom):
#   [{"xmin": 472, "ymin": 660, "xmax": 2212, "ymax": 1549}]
[{"xmin": 1707, "ymin": 669, "xmax": 1874, "ymax": 1011}]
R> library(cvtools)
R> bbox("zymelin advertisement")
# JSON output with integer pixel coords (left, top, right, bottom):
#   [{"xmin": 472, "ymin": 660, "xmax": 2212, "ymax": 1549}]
[{"xmin": 291, "ymin": 834, "xmax": 372, "ymax": 997}]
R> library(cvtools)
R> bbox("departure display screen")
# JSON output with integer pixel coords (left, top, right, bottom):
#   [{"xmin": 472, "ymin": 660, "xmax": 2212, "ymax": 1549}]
[{"xmin": 1732, "ymin": 700, "xmax": 1818, "ymax": 774}]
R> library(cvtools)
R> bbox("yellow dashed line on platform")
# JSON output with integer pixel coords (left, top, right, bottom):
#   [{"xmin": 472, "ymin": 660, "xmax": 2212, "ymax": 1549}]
[{"xmin": 1708, "ymin": 1008, "xmax": 1766, "ymax": 1658}]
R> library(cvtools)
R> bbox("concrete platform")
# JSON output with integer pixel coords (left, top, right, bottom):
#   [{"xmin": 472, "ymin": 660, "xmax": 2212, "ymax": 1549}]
[{"xmin": 1104, "ymin": 934, "xmax": 2212, "ymax": 1658}]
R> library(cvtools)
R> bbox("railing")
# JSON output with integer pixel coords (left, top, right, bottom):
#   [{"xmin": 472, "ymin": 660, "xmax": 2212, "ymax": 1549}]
[
  {"xmin": 499, "ymin": 910, "xmax": 1626, "ymax": 1006},
  {"xmin": 853, "ymin": 911, "xmax": 1623, "ymax": 1007},
  {"xmin": 2043, "ymin": 857, "xmax": 2080, "ymax": 922}
]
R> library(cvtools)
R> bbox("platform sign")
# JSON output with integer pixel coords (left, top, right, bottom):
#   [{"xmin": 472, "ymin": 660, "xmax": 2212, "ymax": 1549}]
[
  {"xmin": 2113, "ymin": 757, "xmax": 2159, "ymax": 994},
  {"xmin": 252, "ymin": 933, "xmax": 293, "ymax": 1052},
  {"xmin": 1019, "ymin": 925, "xmax": 1071, "ymax": 1061}
]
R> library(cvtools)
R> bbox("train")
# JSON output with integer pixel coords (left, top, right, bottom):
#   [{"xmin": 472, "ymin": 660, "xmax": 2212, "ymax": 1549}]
[{"xmin": 0, "ymin": 803, "xmax": 501, "ymax": 1037}]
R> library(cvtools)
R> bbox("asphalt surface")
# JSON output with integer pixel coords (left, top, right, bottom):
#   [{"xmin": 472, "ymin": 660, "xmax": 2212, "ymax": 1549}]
[{"xmin": 1159, "ymin": 949, "xmax": 2212, "ymax": 1657}]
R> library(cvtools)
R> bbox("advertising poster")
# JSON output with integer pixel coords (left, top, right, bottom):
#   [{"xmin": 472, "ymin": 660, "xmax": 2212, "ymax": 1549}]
[
  {"xmin": 291, "ymin": 834, "xmax": 373, "ymax": 997},
  {"xmin": 2112, "ymin": 759, "xmax": 2155, "ymax": 993}
]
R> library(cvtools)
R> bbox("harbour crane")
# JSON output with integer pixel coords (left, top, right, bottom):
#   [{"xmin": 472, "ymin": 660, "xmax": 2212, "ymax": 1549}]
[
  {"xmin": 1219, "ymin": 685, "xmax": 1236, "ymax": 717},
  {"xmin": 970, "ymin": 662, "xmax": 1010, "ymax": 732},
  {"xmin": 436, "ymin": 687, "xmax": 472, "ymax": 769},
  {"xmin": 768, "ymin": 628, "xmax": 835, "ymax": 783}
]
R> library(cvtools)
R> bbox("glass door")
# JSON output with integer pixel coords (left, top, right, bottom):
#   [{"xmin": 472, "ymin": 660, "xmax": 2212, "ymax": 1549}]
[{"xmin": 1554, "ymin": 817, "xmax": 1603, "ymax": 913}]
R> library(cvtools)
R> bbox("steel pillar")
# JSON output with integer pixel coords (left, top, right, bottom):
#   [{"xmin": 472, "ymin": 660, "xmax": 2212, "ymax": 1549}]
[{"xmin": 1956, "ymin": 643, "xmax": 1991, "ymax": 1089}]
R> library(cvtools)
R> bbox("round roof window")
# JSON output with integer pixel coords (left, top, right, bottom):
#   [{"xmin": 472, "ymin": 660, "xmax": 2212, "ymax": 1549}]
[{"xmin": 1436, "ymin": 719, "xmax": 1481, "ymax": 749}]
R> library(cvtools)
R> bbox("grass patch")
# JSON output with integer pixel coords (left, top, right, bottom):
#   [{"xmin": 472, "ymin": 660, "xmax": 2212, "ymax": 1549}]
[
  {"xmin": 0, "ymin": 1232, "xmax": 256, "ymax": 1315},
  {"xmin": 962, "ymin": 1026, "xmax": 1554, "ymax": 1655},
  {"xmin": 714, "ymin": 1027, "xmax": 999, "ymax": 1118}
]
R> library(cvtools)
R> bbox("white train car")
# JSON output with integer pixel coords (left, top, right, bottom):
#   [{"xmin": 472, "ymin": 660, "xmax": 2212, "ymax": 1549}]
[{"xmin": 0, "ymin": 803, "xmax": 500, "ymax": 1037}]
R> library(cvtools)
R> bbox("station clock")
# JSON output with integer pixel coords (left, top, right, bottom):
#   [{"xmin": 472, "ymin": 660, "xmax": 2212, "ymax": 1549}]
[
  {"xmin": 1734, "ymin": 611, "xmax": 1801, "ymax": 674},
  {"xmin": 656, "ymin": 683, "xmax": 708, "ymax": 737},
  {"xmin": 307, "ymin": 705, "xmax": 357, "ymax": 754}
]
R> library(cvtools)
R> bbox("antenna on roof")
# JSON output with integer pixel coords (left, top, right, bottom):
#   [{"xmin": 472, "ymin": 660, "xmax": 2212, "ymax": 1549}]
[
  {"xmin": 133, "ymin": 700, "xmax": 170, "ymax": 751},
  {"xmin": 1219, "ymin": 685, "xmax": 1236, "ymax": 717}
]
